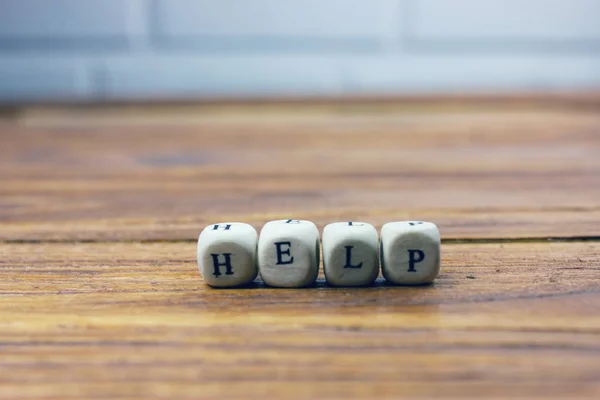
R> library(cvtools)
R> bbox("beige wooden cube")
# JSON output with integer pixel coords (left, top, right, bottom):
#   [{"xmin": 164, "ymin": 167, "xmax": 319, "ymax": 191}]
[
  {"xmin": 380, "ymin": 221, "xmax": 441, "ymax": 285},
  {"xmin": 258, "ymin": 219, "xmax": 320, "ymax": 288},
  {"xmin": 197, "ymin": 222, "xmax": 258, "ymax": 287},
  {"xmin": 322, "ymin": 221, "xmax": 379, "ymax": 286}
]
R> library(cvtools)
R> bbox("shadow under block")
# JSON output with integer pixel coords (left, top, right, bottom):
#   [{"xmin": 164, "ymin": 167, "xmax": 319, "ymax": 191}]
[
  {"xmin": 322, "ymin": 221, "xmax": 379, "ymax": 287},
  {"xmin": 258, "ymin": 219, "xmax": 320, "ymax": 288},
  {"xmin": 197, "ymin": 222, "xmax": 258, "ymax": 287}
]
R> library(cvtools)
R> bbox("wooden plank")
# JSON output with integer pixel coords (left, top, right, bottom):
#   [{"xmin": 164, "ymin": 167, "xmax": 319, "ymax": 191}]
[
  {"xmin": 1, "ymin": 104, "xmax": 599, "ymax": 241},
  {"xmin": 0, "ymin": 241, "xmax": 598, "ymax": 399}
]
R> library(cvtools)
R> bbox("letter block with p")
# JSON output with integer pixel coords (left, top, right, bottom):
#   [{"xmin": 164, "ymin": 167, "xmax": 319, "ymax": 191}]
[
  {"xmin": 322, "ymin": 222, "xmax": 379, "ymax": 287},
  {"xmin": 197, "ymin": 222, "xmax": 258, "ymax": 287},
  {"xmin": 257, "ymin": 219, "xmax": 320, "ymax": 288},
  {"xmin": 380, "ymin": 221, "xmax": 441, "ymax": 285}
]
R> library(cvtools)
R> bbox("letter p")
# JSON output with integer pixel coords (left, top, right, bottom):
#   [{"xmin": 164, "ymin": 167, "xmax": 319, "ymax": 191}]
[{"xmin": 407, "ymin": 249, "xmax": 425, "ymax": 272}]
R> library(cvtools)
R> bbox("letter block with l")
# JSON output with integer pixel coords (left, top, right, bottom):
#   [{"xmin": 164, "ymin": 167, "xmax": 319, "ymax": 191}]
[{"xmin": 322, "ymin": 222, "xmax": 379, "ymax": 287}]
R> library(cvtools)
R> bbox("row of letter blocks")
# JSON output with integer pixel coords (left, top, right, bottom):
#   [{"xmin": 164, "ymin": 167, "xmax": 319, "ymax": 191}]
[{"xmin": 197, "ymin": 220, "xmax": 441, "ymax": 288}]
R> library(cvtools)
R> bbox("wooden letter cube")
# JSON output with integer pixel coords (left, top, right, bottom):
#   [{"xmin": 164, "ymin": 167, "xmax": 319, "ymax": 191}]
[
  {"xmin": 258, "ymin": 219, "xmax": 320, "ymax": 288},
  {"xmin": 322, "ymin": 221, "xmax": 379, "ymax": 287},
  {"xmin": 380, "ymin": 221, "xmax": 441, "ymax": 285},
  {"xmin": 197, "ymin": 222, "xmax": 258, "ymax": 287}
]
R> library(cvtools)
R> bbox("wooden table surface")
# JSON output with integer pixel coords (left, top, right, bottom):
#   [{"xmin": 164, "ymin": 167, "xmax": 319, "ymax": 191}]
[{"xmin": 1, "ymin": 96, "xmax": 599, "ymax": 399}]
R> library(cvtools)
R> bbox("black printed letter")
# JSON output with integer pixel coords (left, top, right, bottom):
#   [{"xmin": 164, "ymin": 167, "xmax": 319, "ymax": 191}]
[
  {"xmin": 343, "ymin": 246, "xmax": 363, "ymax": 269},
  {"xmin": 274, "ymin": 242, "xmax": 294, "ymax": 265},
  {"xmin": 210, "ymin": 253, "xmax": 234, "ymax": 277},
  {"xmin": 407, "ymin": 249, "xmax": 425, "ymax": 272}
]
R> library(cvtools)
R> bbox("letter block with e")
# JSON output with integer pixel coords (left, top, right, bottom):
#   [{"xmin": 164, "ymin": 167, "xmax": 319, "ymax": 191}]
[
  {"xmin": 380, "ymin": 221, "xmax": 441, "ymax": 285},
  {"xmin": 197, "ymin": 222, "xmax": 258, "ymax": 287},
  {"xmin": 322, "ymin": 222, "xmax": 379, "ymax": 287},
  {"xmin": 257, "ymin": 219, "xmax": 320, "ymax": 288}
]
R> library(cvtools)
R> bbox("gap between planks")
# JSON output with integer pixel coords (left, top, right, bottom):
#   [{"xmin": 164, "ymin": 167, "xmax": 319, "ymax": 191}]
[{"xmin": 2, "ymin": 236, "xmax": 600, "ymax": 245}]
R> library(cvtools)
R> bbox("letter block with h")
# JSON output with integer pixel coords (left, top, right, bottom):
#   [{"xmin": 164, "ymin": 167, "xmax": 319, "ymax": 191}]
[
  {"xmin": 322, "ymin": 222, "xmax": 379, "ymax": 286},
  {"xmin": 380, "ymin": 221, "xmax": 441, "ymax": 285},
  {"xmin": 257, "ymin": 219, "xmax": 320, "ymax": 288},
  {"xmin": 197, "ymin": 222, "xmax": 258, "ymax": 287}
]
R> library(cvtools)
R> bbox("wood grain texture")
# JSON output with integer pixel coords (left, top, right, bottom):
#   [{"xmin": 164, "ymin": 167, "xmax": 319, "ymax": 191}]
[
  {"xmin": 1, "ymin": 100, "xmax": 599, "ymax": 241},
  {"xmin": 0, "ymin": 241, "xmax": 599, "ymax": 399},
  {"xmin": 1, "ymin": 97, "xmax": 599, "ymax": 399}
]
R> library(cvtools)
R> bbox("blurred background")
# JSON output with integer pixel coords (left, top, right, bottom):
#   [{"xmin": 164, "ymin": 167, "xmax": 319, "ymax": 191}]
[{"xmin": 1, "ymin": 0, "xmax": 600, "ymax": 103}]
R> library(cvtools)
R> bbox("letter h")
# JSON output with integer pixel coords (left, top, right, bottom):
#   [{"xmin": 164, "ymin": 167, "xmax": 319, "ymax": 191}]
[{"xmin": 210, "ymin": 253, "xmax": 234, "ymax": 277}]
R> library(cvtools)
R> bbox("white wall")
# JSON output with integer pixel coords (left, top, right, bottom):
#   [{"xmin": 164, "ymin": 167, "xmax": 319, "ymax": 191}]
[{"xmin": 1, "ymin": 0, "xmax": 599, "ymax": 102}]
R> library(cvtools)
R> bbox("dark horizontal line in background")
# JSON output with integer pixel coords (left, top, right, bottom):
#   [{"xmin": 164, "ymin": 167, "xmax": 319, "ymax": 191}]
[
  {"xmin": 2, "ymin": 92, "xmax": 600, "ymax": 111},
  {"xmin": 3, "ymin": 35, "xmax": 597, "ymax": 54},
  {"xmin": 1, "ymin": 236, "xmax": 599, "ymax": 245},
  {"xmin": 404, "ymin": 37, "xmax": 600, "ymax": 54},
  {"xmin": 444, "ymin": 236, "xmax": 600, "ymax": 244},
  {"xmin": 150, "ymin": 35, "xmax": 383, "ymax": 53},
  {"xmin": 0, "ymin": 37, "xmax": 131, "ymax": 51},
  {"xmin": 0, "ymin": 35, "xmax": 383, "ymax": 53}
]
